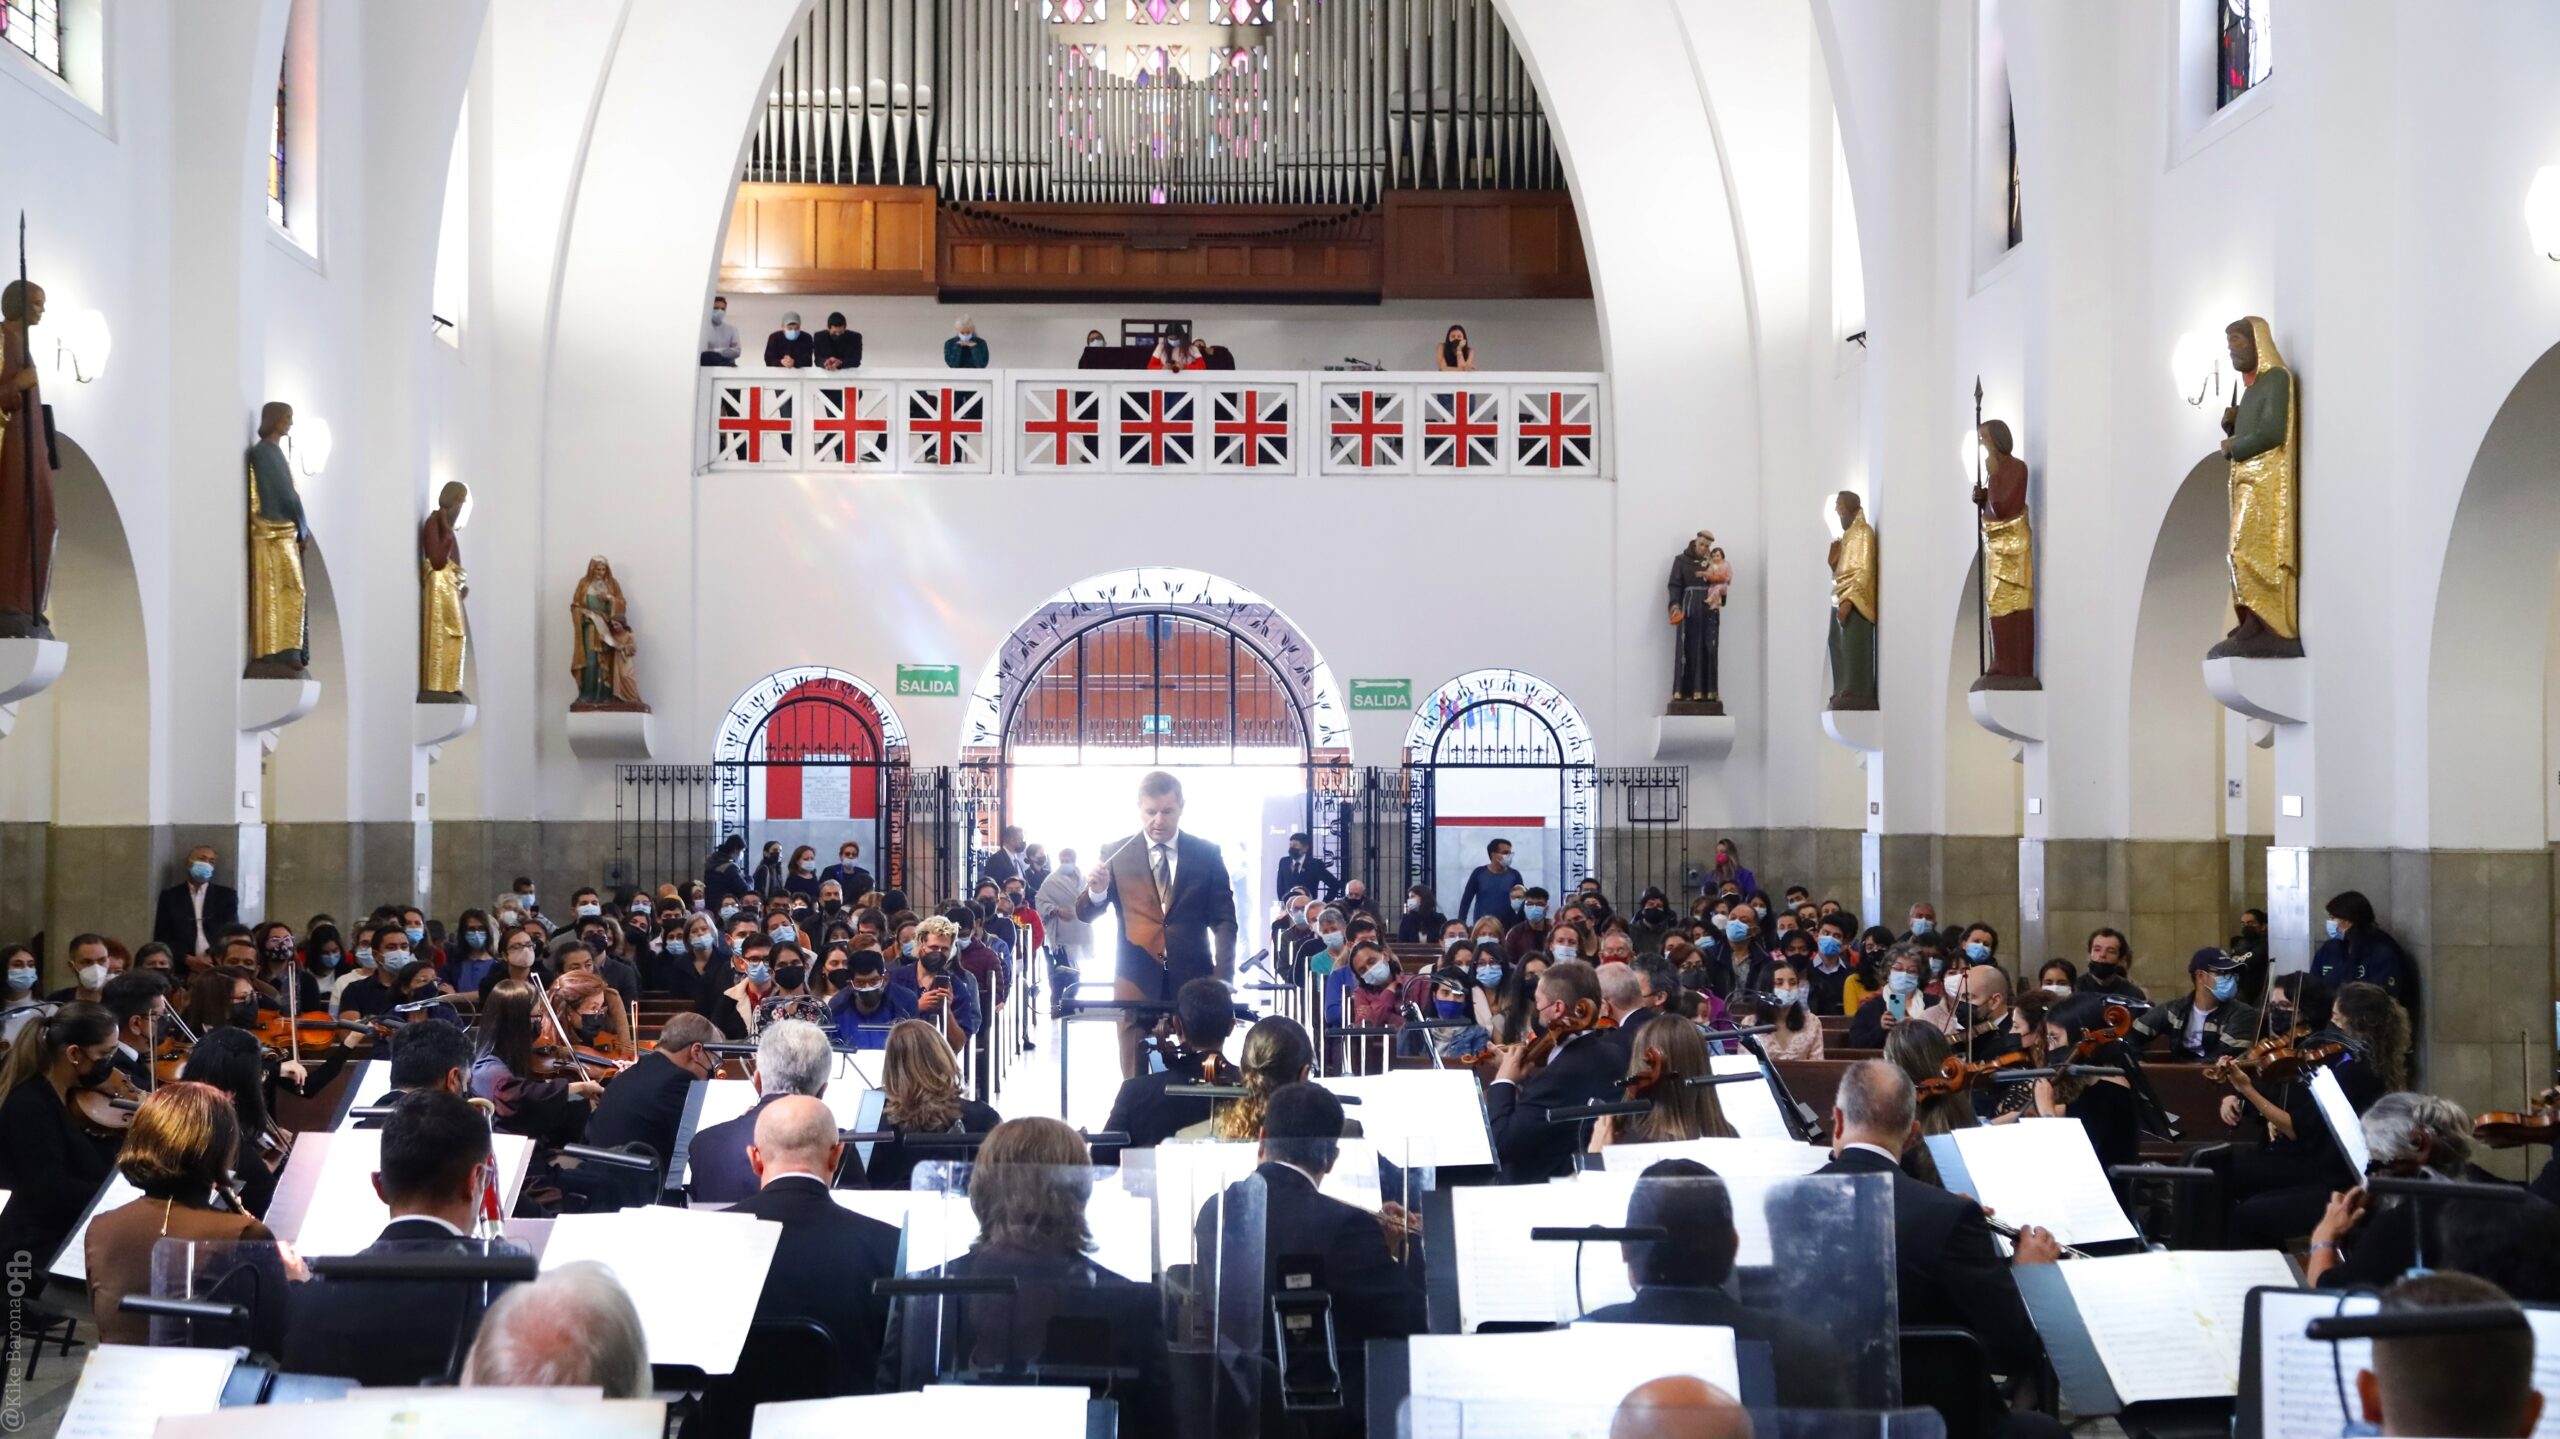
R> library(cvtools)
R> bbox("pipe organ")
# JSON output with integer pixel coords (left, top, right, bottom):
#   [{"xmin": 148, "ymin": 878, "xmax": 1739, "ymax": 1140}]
[{"xmin": 744, "ymin": 0, "xmax": 1561, "ymax": 204}]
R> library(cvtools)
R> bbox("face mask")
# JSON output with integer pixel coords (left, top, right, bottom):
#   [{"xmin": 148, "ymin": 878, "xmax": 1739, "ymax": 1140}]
[
  {"xmin": 2267, "ymin": 1007, "xmax": 2295, "ymax": 1032},
  {"xmin": 1908, "ymin": 917, "xmax": 1933, "ymax": 935},
  {"xmin": 1475, "ymin": 964, "xmax": 1506, "ymax": 988},
  {"xmin": 576, "ymin": 903, "xmax": 600, "ymax": 919},
  {"xmin": 774, "ymin": 964, "xmax": 807, "ymax": 991},
  {"xmin": 381, "ymin": 953, "xmax": 414, "ymax": 976},
  {"xmin": 1551, "ymin": 943, "xmax": 1579, "ymax": 962},
  {"xmin": 746, "ymin": 962, "xmax": 772, "ymax": 987},
  {"xmin": 711, "ymin": 310, "xmax": 726, "ymax": 325},
  {"xmin": 3, "ymin": 968, "xmax": 34, "ymax": 993},
  {"xmin": 850, "ymin": 983, "xmax": 886, "ymax": 1009},
  {"xmin": 784, "ymin": 327, "xmax": 800, "ymax": 339},
  {"xmin": 1963, "ymin": 942, "xmax": 1990, "ymax": 963},
  {"xmin": 1524, "ymin": 905, "xmax": 1548, "ymax": 924},
  {"xmin": 1361, "ymin": 961, "xmax": 1392, "ymax": 986},
  {"xmin": 2325, "ymin": 918, "xmax": 2343, "ymax": 940},
  {"xmin": 229, "ymin": 1000, "xmax": 260, "ymax": 1028},
  {"xmin": 645, "ymin": 938, "xmax": 664, "ymax": 954},
  {"xmin": 1817, "ymin": 935, "xmax": 1844, "ymax": 957},
  {"xmin": 355, "ymin": 948, "xmax": 376, "ymax": 970},
  {"xmin": 690, "ymin": 933, "xmax": 714, "ymax": 953},
  {"xmin": 2210, "ymin": 974, "xmax": 2239, "ymax": 1001},
  {"xmin": 576, "ymin": 1012, "xmax": 607, "ymax": 1041},
  {"xmin": 77, "ymin": 964, "xmax": 108, "ymax": 991},
  {"xmin": 1926, "ymin": 957, "xmax": 1945, "ymax": 977},
  {"xmin": 1087, "ymin": 336, "xmax": 1103, "ymax": 347},
  {"xmin": 1772, "ymin": 986, "xmax": 1803, "ymax": 1008},
  {"xmin": 1403, "ymin": 899, "xmax": 1418, "ymax": 913},
  {"xmin": 920, "ymin": 950, "xmax": 951, "ymax": 974},
  {"xmin": 188, "ymin": 861, "xmax": 215, "ymax": 883},
  {"xmin": 1320, "ymin": 931, "xmax": 1346, "ymax": 950},
  {"xmin": 461, "ymin": 930, "xmax": 487, "ymax": 950},
  {"xmin": 719, "ymin": 904, "xmax": 739, "ymax": 922},
  {"xmin": 798, "ymin": 859, "xmax": 816, "ymax": 873},
  {"xmin": 2090, "ymin": 962, "xmax": 2120, "ymax": 980},
  {"xmin": 2043, "ymin": 983, "xmax": 2071, "ymax": 997},
  {"xmin": 1950, "ymin": 999, "xmax": 1982, "ymax": 1028},
  {"xmin": 901, "ymin": 940, "xmax": 917, "ymax": 958},
  {"xmin": 405, "ymin": 926, "xmax": 426, "ymax": 945},
  {"xmin": 1435, "ymin": 998, "xmax": 1466, "ymax": 1019},
  {"xmin": 771, "ymin": 925, "xmax": 798, "ymax": 945},
  {"xmin": 1887, "ymin": 971, "xmax": 1920, "ymax": 996},
  {"xmin": 76, "ymin": 1052, "xmax": 116, "ymax": 1090},
  {"xmin": 1443, "ymin": 937, "xmax": 1466, "ymax": 954},
  {"xmin": 316, "ymin": 950, "xmax": 341, "ymax": 970},
  {"xmin": 519, "ymin": 892, "xmax": 537, "ymax": 908},
  {"xmin": 1724, "ymin": 920, "xmax": 1751, "ymax": 943}
]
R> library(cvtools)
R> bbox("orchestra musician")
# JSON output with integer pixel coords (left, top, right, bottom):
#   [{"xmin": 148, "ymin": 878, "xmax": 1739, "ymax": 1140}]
[
  {"xmin": 726, "ymin": 1095, "xmax": 901, "ymax": 1396},
  {"xmin": 1183, "ymin": 1015, "xmax": 1319, "ymax": 1142},
  {"xmin": 583, "ymin": 1010, "xmax": 719, "ymax": 1166},
  {"xmin": 83, "ymin": 1081, "xmax": 275, "ymax": 1345},
  {"xmin": 686, "ymin": 1019, "xmax": 834, "ymax": 1205},
  {"xmin": 865, "ymin": 1017, "xmax": 1000, "ymax": 1192},
  {"xmin": 2217, "ymin": 976, "xmax": 2400, "ymax": 1248},
  {"xmin": 179, "ymin": 1027, "xmax": 294, "ymax": 1217},
  {"xmin": 1103, "ymin": 977, "xmax": 1238, "ymax": 1149},
  {"xmin": 1486, "ymin": 960, "xmax": 1624, "ymax": 1183},
  {"xmin": 0, "ymin": 1002, "xmax": 123, "ymax": 1269},
  {"xmin": 99, "ymin": 968, "xmax": 171, "ymax": 1091},
  {"xmin": 468, "ymin": 977, "xmax": 603, "ymax": 1145}
]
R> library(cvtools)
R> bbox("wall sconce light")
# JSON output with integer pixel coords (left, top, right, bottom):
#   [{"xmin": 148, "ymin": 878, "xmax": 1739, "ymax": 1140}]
[
  {"xmin": 2173, "ymin": 328, "xmax": 2227, "ymax": 408},
  {"xmin": 2528, "ymin": 166, "xmax": 2560, "ymax": 261},
  {"xmin": 288, "ymin": 415, "xmax": 333, "ymax": 478},
  {"xmin": 53, "ymin": 307, "xmax": 110, "ymax": 384}
]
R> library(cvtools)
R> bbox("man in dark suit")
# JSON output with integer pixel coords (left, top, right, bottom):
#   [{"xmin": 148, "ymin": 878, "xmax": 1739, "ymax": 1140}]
[
  {"xmin": 1485, "ymin": 960, "xmax": 1625, "ymax": 1183},
  {"xmin": 1275, "ymin": 832, "xmax": 1338, "ymax": 905},
  {"xmin": 586, "ymin": 1012, "xmax": 719, "ymax": 1176},
  {"xmin": 100, "ymin": 969, "xmax": 170, "ymax": 1092},
  {"xmin": 1197, "ymin": 1082, "xmax": 1422, "ymax": 1417},
  {"xmin": 151, "ymin": 845, "xmax": 238, "ymax": 958},
  {"xmin": 1077, "ymin": 770, "xmax": 1239, "ymax": 1078},
  {"xmin": 728, "ymin": 1095, "xmax": 900, "ymax": 1393},
  {"xmin": 688, "ymin": 1017, "xmax": 833, "ymax": 1204},
  {"xmin": 1104, "ymin": 977, "xmax": 1238, "ymax": 1149},
  {"xmin": 981, "ymin": 826, "xmax": 1028, "ymax": 890},
  {"xmin": 283, "ymin": 1090, "xmax": 529, "ymax": 1386},
  {"xmin": 1816, "ymin": 1059, "xmax": 2056, "ymax": 1387}
]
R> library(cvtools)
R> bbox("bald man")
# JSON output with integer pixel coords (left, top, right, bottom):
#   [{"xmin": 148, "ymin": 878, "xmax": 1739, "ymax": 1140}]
[
  {"xmin": 463, "ymin": 1261, "xmax": 649, "ymax": 1396},
  {"xmin": 1611, "ymin": 1376, "xmax": 1754, "ymax": 1439},
  {"xmin": 730, "ymin": 1095, "xmax": 898, "ymax": 1393}
]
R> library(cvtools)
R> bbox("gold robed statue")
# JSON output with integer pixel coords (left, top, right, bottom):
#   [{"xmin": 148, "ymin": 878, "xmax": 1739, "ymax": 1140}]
[
  {"xmin": 418, "ymin": 481, "xmax": 470, "ymax": 702},
  {"xmin": 1972, "ymin": 418, "xmax": 2037, "ymax": 689},
  {"xmin": 2208, "ymin": 315, "xmax": 2303, "ymax": 660},
  {"xmin": 1826, "ymin": 491, "xmax": 1879, "ymax": 710},
  {"xmin": 570, "ymin": 557, "xmax": 647, "ymax": 711},
  {"xmin": 244, "ymin": 402, "xmax": 310, "ymax": 678}
]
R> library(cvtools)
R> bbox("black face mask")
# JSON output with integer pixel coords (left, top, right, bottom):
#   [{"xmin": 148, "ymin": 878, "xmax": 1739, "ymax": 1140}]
[
  {"xmin": 2089, "ymin": 962, "xmax": 2121, "ymax": 981},
  {"xmin": 774, "ymin": 964, "xmax": 807, "ymax": 991},
  {"xmin": 850, "ymin": 985, "xmax": 886, "ymax": 1011},
  {"xmin": 230, "ymin": 1001, "xmax": 261, "ymax": 1029},
  {"xmin": 920, "ymin": 951, "xmax": 951, "ymax": 974},
  {"xmin": 576, "ymin": 1012, "xmax": 608, "ymax": 1041},
  {"xmin": 1950, "ymin": 999, "xmax": 1983, "ymax": 1029},
  {"xmin": 77, "ymin": 1052, "xmax": 116, "ymax": 1090}
]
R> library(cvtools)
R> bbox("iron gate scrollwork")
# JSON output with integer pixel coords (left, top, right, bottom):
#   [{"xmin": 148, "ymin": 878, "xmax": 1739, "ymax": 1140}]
[
  {"xmin": 1311, "ymin": 763, "xmax": 1417, "ymax": 904},
  {"xmin": 1594, "ymin": 766, "xmax": 1693, "ymax": 906}
]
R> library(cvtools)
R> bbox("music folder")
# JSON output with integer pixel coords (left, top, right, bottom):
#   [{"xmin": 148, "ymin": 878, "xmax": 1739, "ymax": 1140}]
[
  {"xmin": 2238, "ymin": 1287, "xmax": 2560, "ymax": 1439},
  {"xmin": 2013, "ymin": 1249, "xmax": 2299, "ymax": 1415}
]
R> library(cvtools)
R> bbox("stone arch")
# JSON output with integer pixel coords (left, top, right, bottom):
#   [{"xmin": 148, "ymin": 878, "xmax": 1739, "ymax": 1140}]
[{"xmin": 2126, "ymin": 451, "xmax": 2234, "ymax": 842}]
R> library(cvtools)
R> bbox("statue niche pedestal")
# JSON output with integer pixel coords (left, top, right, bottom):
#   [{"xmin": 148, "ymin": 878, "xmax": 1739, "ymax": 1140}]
[
  {"xmin": 1965, "ymin": 687, "xmax": 2045, "ymax": 745},
  {"xmin": 2202, "ymin": 655, "xmax": 2308, "ymax": 726},
  {"xmin": 567, "ymin": 708, "xmax": 656, "ymax": 761},
  {"xmin": 239, "ymin": 676, "xmax": 322, "ymax": 741},
  {"xmin": 414, "ymin": 701, "xmax": 479, "ymax": 754},
  {"xmin": 1820, "ymin": 708, "xmax": 1886, "ymax": 756},
  {"xmin": 1653, "ymin": 711, "xmax": 1736, "ymax": 763},
  {"xmin": 0, "ymin": 638, "xmax": 69, "ymax": 739}
]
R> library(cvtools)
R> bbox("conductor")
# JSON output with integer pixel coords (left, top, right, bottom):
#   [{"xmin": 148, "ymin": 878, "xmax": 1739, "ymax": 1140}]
[{"xmin": 1079, "ymin": 770, "xmax": 1238, "ymax": 1078}]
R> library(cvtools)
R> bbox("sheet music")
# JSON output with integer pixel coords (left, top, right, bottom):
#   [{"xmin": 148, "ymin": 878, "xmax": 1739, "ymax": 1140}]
[
  {"xmin": 1450, "ymin": 1175, "xmax": 1645, "ymax": 1330},
  {"xmin": 48, "ymin": 1173, "xmax": 143, "ymax": 1281},
  {"xmin": 1405, "ymin": 1324, "xmax": 1740, "ymax": 1439},
  {"xmin": 2058, "ymin": 1250, "xmax": 2298, "ymax": 1403},
  {"xmin": 2308, "ymin": 1068, "xmax": 2370, "ymax": 1175},
  {"xmin": 754, "ymin": 1386, "xmax": 1089, "ymax": 1438},
  {"xmin": 682, "ymin": 1078, "xmax": 874, "ymax": 1183},
  {"xmin": 56, "ymin": 1344, "xmax": 235, "ymax": 1439},
  {"xmin": 158, "ymin": 1395, "xmax": 667, "ymax": 1439},
  {"xmin": 271, "ymin": 1129, "xmax": 536, "ymax": 1258},
  {"xmin": 1708, "ymin": 1053, "xmax": 1792, "ymax": 1140},
  {"xmin": 539, "ymin": 1207, "xmax": 781, "ymax": 1373},
  {"xmin": 1597, "ymin": 1137, "xmax": 1831, "ymax": 1177},
  {"xmin": 1940, "ymin": 1119, "xmax": 2140, "ymax": 1245},
  {"xmin": 831, "ymin": 1188, "xmax": 914, "ymax": 1229},
  {"xmin": 1317, "ymin": 1070, "xmax": 1494, "ymax": 1168},
  {"xmin": 2257, "ymin": 1293, "xmax": 2560, "ymax": 1439}
]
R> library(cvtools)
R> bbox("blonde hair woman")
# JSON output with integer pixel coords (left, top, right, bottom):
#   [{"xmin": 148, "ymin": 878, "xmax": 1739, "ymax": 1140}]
[{"xmin": 867, "ymin": 1018, "xmax": 998, "ymax": 1190}]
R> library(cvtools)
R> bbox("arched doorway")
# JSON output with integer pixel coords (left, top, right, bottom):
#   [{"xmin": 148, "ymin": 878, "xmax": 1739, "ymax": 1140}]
[
  {"xmin": 964, "ymin": 567, "xmax": 1348, "ymax": 930},
  {"xmin": 1404, "ymin": 668, "xmax": 1596, "ymax": 912},
  {"xmin": 711, "ymin": 666, "xmax": 912, "ymax": 893}
]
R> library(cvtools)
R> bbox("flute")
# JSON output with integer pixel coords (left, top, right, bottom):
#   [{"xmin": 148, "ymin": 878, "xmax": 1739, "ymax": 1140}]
[{"xmin": 1982, "ymin": 1214, "xmax": 2097, "ymax": 1260}]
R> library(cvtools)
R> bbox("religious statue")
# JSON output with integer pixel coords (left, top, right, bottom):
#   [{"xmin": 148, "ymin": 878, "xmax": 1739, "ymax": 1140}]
[
  {"xmin": 244, "ymin": 402, "xmax": 310, "ymax": 678},
  {"xmin": 1665, "ymin": 530, "xmax": 1727, "ymax": 714},
  {"xmin": 418, "ymin": 481, "xmax": 471, "ymax": 703},
  {"xmin": 1827, "ymin": 491, "xmax": 1879, "ymax": 711},
  {"xmin": 570, "ymin": 556, "xmax": 647, "ymax": 711},
  {"xmin": 0, "ymin": 279, "xmax": 57, "ymax": 640},
  {"xmin": 1971, "ymin": 419, "xmax": 2037, "ymax": 689},
  {"xmin": 2208, "ymin": 315, "xmax": 2302, "ymax": 659}
]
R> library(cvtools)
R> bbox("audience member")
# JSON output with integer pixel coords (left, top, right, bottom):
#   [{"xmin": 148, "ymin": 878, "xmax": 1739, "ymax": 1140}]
[
  {"xmin": 1437, "ymin": 323, "xmax": 1476, "ymax": 371},
  {"xmin": 152, "ymin": 846, "xmax": 239, "ymax": 958},
  {"xmin": 944, "ymin": 316, "xmax": 989, "ymax": 368},
  {"xmin": 765, "ymin": 311, "xmax": 815, "ymax": 368},
  {"xmin": 812, "ymin": 311, "xmax": 862, "ymax": 370},
  {"xmin": 700, "ymin": 296, "xmax": 742, "ymax": 366}
]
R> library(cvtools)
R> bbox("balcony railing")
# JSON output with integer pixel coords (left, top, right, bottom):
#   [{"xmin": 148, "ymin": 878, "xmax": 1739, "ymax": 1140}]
[{"xmin": 696, "ymin": 367, "xmax": 1609, "ymax": 479}]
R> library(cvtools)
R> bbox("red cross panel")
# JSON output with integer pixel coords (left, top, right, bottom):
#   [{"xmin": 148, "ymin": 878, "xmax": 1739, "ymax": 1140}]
[
  {"xmin": 810, "ymin": 383, "xmax": 891, "ymax": 468},
  {"xmin": 1017, "ymin": 383, "xmax": 1104, "ymax": 470},
  {"xmin": 712, "ymin": 381, "xmax": 798, "ymax": 467},
  {"xmin": 1419, "ymin": 387, "xmax": 1503, "ymax": 472},
  {"xmin": 903, "ymin": 383, "xmax": 990, "ymax": 469},
  {"xmin": 1513, "ymin": 385, "xmax": 1599, "ymax": 473},
  {"xmin": 1320, "ymin": 386, "xmax": 1410, "ymax": 474},
  {"xmin": 1114, "ymin": 386, "xmax": 1198, "ymax": 470},
  {"xmin": 1207, "ymin": 386, "xmax": 1292, "ymax": 472}
]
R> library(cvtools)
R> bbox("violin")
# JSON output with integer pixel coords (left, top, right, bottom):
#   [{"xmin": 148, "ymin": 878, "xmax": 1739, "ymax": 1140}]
[
  {"xmin": 2475, "ymin": 1086, "xmax": 2560, "ymax": 1149},
  {"xmin": 1622, "ymin": 1045, "xmax": 1671, "ymax": 1099},
  {"xmin": 2202, "ymin": 1027, "xmax": 2346, "ymax": 1088},
  {"xmin": 249, "ymin": 1009, "xmax": 364, "ymax": 1062},
  {"xmin": 1916, "ymin": 1051, "xmax": 2028, "ymax": 1101},
  {"xmin": 2069, "ymin": 1004, "xmax": 2135, "ymax": 1064},
  {"xmin": 1512, "ymin": 998, "xmax": 1612, "ymax": 1071},
  {"xmin": 73, "ymin": 1072, "xmax": 143, "ymax": 1137}
]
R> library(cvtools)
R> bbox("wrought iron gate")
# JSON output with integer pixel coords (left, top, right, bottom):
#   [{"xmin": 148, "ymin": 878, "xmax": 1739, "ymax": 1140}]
[
  {"xmin": 1594, "ymin": 766, "xmax": 1693, "ymax": 905},
  {"xmin": 612, "ymin": 765, "xmax": 719, "ymax": 893},
  {"xmin": 1312, "ymin": 763, "xmax": 1418, "ymax": 903},
  {"xmin": 913, "ymin": 762, "xmax": 1002, "ymax": 908}
]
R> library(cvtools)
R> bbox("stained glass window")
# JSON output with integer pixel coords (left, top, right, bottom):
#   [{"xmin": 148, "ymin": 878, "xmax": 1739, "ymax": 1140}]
[
  {"xmin": 1, "ymin": 0, "xmax": 63, "ymax": 76},
  {"xmin": 1211, "ymin": 46, "xmax": 1265, "ymax": 77},
  {"xmin": 2216, "ymin": 0, "xmax": 2272, "ymax": 108},
  {"xmin": 1043, "ymin": 0, "xmax": 1100, "ymax": 21},
  {"xmin": 268, "ymin": 69, "xmax": 289, "ymax": 229},
  {"xmin": 1128, "ymin": 0, "xmax": 1191, "ymax": 24},
  {"xmin": 1126, "ymin": 44, "xmax": 1191, "ymax": 80},
  {"xmin": 1209, "ymin": 0, "xmax": 1274, "ymax": 22}
]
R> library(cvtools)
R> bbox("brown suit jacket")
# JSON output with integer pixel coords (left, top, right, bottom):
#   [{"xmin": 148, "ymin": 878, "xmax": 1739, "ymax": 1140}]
[
  {"xmin": 86, "ymin": 1195, "xmax": 272, "ymax": 1345},
  {"xmin": 1076, "ymin": 830, "xmax": 1238, "ymax": 991}
]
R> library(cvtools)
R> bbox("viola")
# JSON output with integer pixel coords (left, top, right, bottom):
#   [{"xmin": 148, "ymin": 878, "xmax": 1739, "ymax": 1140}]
[
  {"xmin": 2203, "ymin": 1027, "xmax": 2346, "ymax": 1088},
  {"xmin": 1916, "ymin": 1051, "xmax": 2028, "ymax": 1101}
]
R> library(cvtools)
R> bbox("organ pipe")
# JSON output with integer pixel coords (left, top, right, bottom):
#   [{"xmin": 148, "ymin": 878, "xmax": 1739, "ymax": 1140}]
[{"xmin": 741, "ymin": 0, "xmax": 1557, "ymax": 202}]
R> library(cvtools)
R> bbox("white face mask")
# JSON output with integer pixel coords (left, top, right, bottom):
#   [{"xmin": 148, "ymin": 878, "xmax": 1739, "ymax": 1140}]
[
  {"xmin": 2043, "ymin": 983, "xmax": 2070, "ymax": 997},
  {"xmin": 77, "ymin": 964, "xmax": 108, "ymax": 991}
]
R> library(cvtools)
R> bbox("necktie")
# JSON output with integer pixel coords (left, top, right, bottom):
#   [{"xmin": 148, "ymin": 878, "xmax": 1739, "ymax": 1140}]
[{"xmin": 1152, "ymin": 843, "xmax": 1172, "ymax": 909}]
